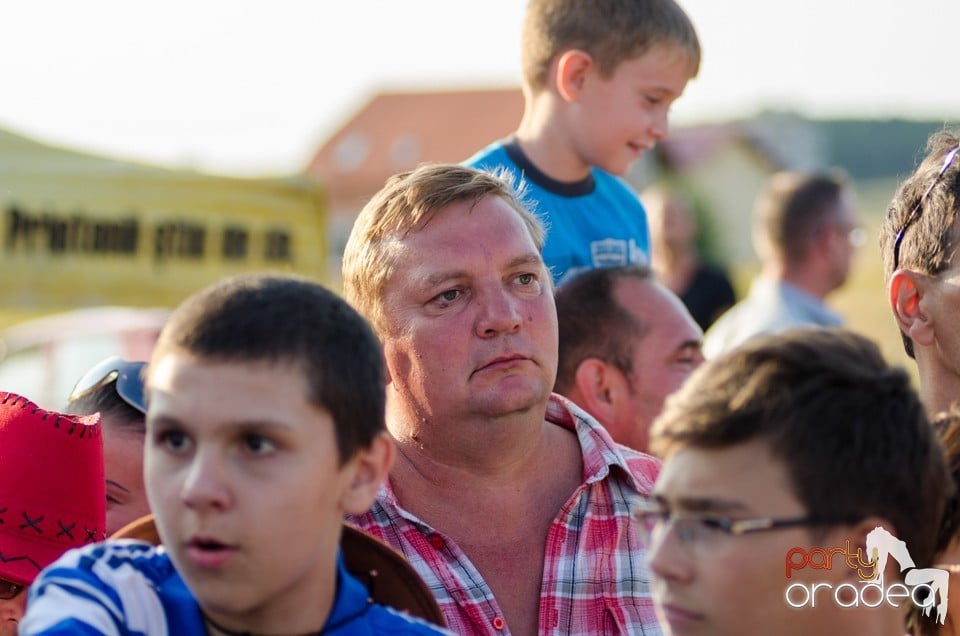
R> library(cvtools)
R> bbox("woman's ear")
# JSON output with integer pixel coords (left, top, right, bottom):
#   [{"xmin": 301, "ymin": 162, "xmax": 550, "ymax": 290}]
[
  {"xmin": 555, "ymin": 49, "xmax": 594, "ymax": 102},
  {"xmin": 340, "ymin": 433, "xmax": 395, "ymax": 515}
]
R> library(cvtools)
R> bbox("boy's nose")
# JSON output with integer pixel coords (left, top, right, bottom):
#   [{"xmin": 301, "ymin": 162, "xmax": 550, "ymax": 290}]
[
  {"xmin": 650, "ymin": 110, "xmax": 669, "ymax": 141},
  {"xmin": 647, "ymin": 520, "xmax": 695, "ymax": 584},
  {"xmin": 181, "ymin": 451, "xmax": 232, "ymax": 511}
]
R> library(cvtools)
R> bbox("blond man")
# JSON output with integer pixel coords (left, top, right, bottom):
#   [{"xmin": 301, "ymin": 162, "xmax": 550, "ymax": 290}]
[{"xmin": 343, "ymin": 164, "xmax": 662, "ymax": 636}]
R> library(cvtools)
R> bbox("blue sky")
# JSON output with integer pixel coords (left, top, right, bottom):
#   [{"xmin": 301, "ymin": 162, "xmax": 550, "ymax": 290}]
[{"xmin": 1, "ymin": 0, "xmax": 955, "ymax": 175}]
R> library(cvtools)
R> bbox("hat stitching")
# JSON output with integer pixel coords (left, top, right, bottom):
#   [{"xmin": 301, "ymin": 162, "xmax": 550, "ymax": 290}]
[
  {"xmin": 19, "ymin": 512, "xmax": 43, "ymax": 535},
  {"xmin": 0, "ymin": 550, "xmax": 41, "ymax": 573},
  {"xmin": 55, "ymin": 521, "xmax": 75, "ymax": 541},
  {"xmin": 0, "ymin": 394, "xmax": 95, "ymax": 438},
  {"xmin": 3, "ymin": 510, "xmax": 103, "ymax": 544}
]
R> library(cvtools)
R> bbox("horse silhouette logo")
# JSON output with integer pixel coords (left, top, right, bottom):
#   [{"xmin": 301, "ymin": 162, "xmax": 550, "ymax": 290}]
[{"xmin": 866, "ymin": 526, "xmax": 949, "ymax": 625}]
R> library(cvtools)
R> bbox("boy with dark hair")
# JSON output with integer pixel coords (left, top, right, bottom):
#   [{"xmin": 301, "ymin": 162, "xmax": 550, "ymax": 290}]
[
  {"xmin": 466, "ymin": 0, "xmax": 701, "ymax": 284},
  {"xmin": 880, "ymin": 129, "xmax": 960, "ymax": 414},
  {"xmin": 638, "ymin": 328, "xmax": 951, "ymax": 635},
  {"xmin": 22, "ymin": 274, "xmax": 449, "ymax": 635}
]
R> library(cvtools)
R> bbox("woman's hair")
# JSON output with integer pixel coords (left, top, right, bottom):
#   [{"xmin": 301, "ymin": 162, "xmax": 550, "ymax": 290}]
[{"xmin": 68, "ymin": 382, "xmax": 145, "ymax": 433}]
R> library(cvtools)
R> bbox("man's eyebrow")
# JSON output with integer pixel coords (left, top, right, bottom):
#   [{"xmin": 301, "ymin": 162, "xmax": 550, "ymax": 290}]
[
  {"xmin": 424, "ymin": 270, "xmax": 469, "ymax": 287},
  {"xmin": 421, "ymin": 253, "xmax": 543, "ymax": 287},
  {"xmin": 506, "ymin": 253, "xmax": 545, "ymax": 269},
  {"xmin": 653, "ymin": 494, "xmax": 752, "ymax": 514}
]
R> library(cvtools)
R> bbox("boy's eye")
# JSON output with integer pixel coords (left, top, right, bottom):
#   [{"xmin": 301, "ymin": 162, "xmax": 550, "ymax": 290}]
[
  {"xmin": 157, "ymin": 430, "xmax": 190, "ymax": 453},
  {"xmin": 698, "ymin": 516, "xmax": 729, "ymax": 533},
  {"xmin": 244, "ymin": 434, "xmax": 276, "ymax": 455}
]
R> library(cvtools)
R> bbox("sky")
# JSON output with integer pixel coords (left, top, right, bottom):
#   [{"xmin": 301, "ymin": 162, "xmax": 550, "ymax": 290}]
[{"xmin": 1, "ymin": 0, "xmax": 957, "ymax": 176}]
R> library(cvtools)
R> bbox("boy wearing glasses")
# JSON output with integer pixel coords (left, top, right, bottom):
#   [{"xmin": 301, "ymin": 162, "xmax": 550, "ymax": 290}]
[
  {"xmin": 22, "ymin": 274, "xmax": 448, "ymax": 635},
  {"xmin": 880, "ymin": 129, "xmax": 960, "ymax": 415},
  {"xmin": 637, "ymin": 328, "xmax": 950, "ymax": 635}
]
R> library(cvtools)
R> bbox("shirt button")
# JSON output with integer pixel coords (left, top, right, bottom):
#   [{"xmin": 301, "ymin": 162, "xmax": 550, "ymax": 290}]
[
  {"xmin": 492, "ymin": 616, "xmax": 505, "ymax": 630},
  {"xmin": 428, "ymin": 534, "xmax": 444, "ymax": 550}
]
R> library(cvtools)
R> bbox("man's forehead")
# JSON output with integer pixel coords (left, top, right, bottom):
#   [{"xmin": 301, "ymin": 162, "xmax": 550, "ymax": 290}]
[{"xmin": 383, "ymin": 199, "xmax": 541, "ymax": 265}]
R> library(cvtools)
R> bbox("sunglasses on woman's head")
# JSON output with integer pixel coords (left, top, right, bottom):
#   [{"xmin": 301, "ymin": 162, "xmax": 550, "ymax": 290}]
[
  {"xmin": 891, "ymin": 144, "xmax": 960, "ymax": 271},
  {"xmin": 68, "ymin": 357, "xmax": 147, "ymax": 414}
]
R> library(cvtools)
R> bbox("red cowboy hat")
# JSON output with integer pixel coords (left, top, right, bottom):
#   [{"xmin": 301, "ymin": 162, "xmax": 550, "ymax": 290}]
[{"xmin": 0, "ymin": 392, "xmax": 106, "ymax": 585}]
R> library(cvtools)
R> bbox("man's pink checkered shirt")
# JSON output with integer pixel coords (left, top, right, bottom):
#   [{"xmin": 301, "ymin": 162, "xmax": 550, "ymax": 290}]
[{"xmin": 347, "ymin": 394, "xmax": 663, "ymax": 635}]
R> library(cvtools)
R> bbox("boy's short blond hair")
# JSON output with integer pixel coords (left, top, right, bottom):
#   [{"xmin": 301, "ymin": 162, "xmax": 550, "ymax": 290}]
[
  {"xmin": 342, "ymin": 163, "xmax": 546, "ymax": 334},
  {"xmin": 521, "ymin": 0, "xmax": 701, "ymax": 91}
]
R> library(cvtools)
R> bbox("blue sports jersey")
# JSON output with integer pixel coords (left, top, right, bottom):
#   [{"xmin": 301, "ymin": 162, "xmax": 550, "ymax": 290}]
[
  {"xmin": 465, "ymin": 139, "xmax": 650, "ymax": 285},
  {"xmin": 21, "ymin": 541, "xmax": 450, "ymax": 635}
]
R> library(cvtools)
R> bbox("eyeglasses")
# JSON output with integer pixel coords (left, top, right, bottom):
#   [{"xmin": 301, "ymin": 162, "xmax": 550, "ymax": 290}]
[
  {"xmin": 846, "ymin": 226, "xmax": 868, "ymax": 249},
  {"xmin": 633, "ymin": 497, "xmax": 859, "ymax": 557},
  {"xmin": 824, "ymin": 222, "xmax": 867, "ymax": 249},
  {"xmin": 0, "ymin": 578, "xmax": 23, "ymax": 600},
  {"xmin": 68, "ymin": 357, "xmax": 147, "ymax": 414},
  {"xmin": 892, "ymin": 143, "xmax": 960, "ymax": 271}
]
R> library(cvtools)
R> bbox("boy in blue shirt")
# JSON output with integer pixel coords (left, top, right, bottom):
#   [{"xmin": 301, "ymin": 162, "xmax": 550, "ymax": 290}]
[
  {"xmin": 21, "ymin": 274, "xmax": 449, "ymax": 635},
  {"xmin": 466, "ymin": 0, "xmax": 701, "ymax": 284}
]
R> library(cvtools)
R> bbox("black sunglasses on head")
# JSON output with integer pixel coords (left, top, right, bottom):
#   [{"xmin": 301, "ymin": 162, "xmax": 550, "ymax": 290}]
[
  {"xmin": 68, "ymin": 357, "xmax": 147, "ymax": 414},
  {"xmin": 892, "ymin": 144, "xmax": 960, "ymax": 271}
]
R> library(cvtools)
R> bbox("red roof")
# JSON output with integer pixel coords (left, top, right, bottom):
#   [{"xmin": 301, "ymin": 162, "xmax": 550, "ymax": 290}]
[{"xmin": 307, "ymin": 88, "xmax": 523, "ymax": 202}]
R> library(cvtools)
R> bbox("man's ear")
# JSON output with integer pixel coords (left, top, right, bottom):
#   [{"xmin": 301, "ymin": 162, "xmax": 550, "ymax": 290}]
[
  {"xmin": 572, "ymin": 358, "xmax": 627, "ymax": 425},
  {"xmin": 340, "ymin": 432, "xmax": 395, "ymax": 515},
  {"xmin": 555, "ymin": 49, "xmax": 594, "ymax": 102},
  {"xmin": 826, "ymin": 516, "xmax": 900, "ymax": 583},
  {"xmin": 890, "ymin": 269, "xmax": 935, "ymax": 348}
]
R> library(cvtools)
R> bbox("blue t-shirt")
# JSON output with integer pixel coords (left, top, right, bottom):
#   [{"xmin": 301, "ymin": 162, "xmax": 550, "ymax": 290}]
[
  {"xmin": 20, "ymin": 541, "xmax": 450, "ymax": 635},
  {"xmin": 465, "ymin": 139, "xmax": 650, "ymax": 285}
]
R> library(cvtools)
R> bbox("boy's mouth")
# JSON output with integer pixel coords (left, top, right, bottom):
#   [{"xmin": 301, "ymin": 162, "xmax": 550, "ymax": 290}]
[
  {"xmin": 190, "ymin": 537, "xmax": 231, "ymax": 551},
  {"xmin": 185, "ymin": 536, "xmax": 237, "ymax": 568}
]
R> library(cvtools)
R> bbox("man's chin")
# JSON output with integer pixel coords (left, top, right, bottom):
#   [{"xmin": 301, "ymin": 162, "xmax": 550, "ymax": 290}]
[{"xmin": 470, "ymin": 386, "xmax": 550, "ymax": 420}]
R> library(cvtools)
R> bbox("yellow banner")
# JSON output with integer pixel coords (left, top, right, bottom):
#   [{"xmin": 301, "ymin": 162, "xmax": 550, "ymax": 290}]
[{"xmin": 0, "ymin": 128, "xmax": 328, "ymax": 311}]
